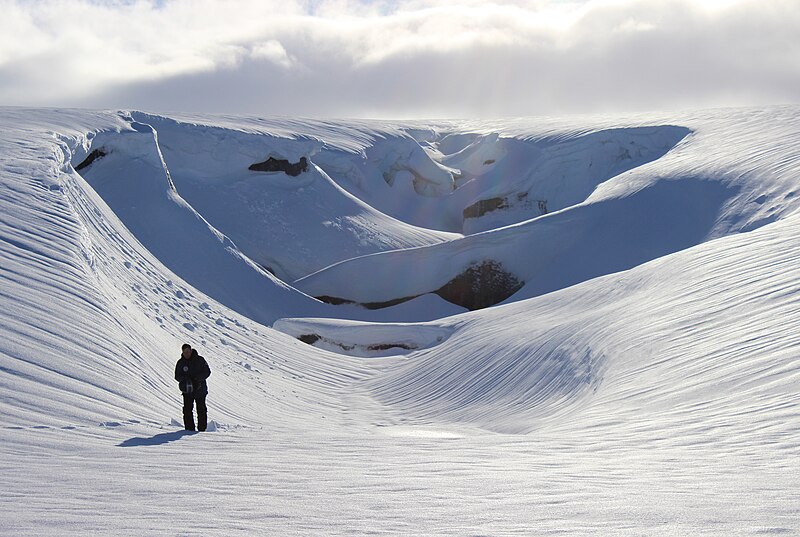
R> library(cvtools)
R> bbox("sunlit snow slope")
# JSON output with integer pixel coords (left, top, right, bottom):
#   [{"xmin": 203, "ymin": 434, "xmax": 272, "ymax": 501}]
[{"xmin": 1, "ymin": 106, "xmax": 799, "ymax": 536}]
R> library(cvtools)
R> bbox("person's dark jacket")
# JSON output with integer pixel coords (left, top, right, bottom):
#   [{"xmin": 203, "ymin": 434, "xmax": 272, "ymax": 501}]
[{"xmin": 174, "ymin": 350, "xmax": 211, "ymax": 395}]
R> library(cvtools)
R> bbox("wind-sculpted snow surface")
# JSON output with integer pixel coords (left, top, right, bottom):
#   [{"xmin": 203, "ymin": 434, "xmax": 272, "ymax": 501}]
[
  {"xmin": 0, "ymin": 108, "xmax": 370, "ymax": 429},
  {"xmin": 364, "ymin": 210, "xmax": 800, "ymax": 436},
  {"xmin": 1, "ymin": 107, "xmax": 800, "ymax": 535}
]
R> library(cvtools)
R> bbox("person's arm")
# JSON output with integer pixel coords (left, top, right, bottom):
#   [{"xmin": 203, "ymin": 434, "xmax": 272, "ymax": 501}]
[
  {"xmin": 175, "ymin": 361, "xmax": 189, "ymax": 382},
  {"xmin": 200, "ymin": 357, "xmax": 211, "ymax": 380}
]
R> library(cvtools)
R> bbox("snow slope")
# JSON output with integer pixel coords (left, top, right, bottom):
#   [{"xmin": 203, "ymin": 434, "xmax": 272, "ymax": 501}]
[
  {"xmin": 0, "ymin": 108, "xmax": 360, "ymax": 429},
  {"xmin": 1, "ymin": 106, "xmax": 799, "ymax": 535},
  {"xmin": 297, "ymin": 108, "xmax": 800, "ymax": 308},
  {"xmin": 315, "ymin": 124, "xmax": 690, "ymax": 234},
  {"xmin": 129, "ymin": 112, "xmax": 459, "ymax": 282},
  {"xmin": 64, "ymin": 112, "xmax": 465, "ymax": 325}
]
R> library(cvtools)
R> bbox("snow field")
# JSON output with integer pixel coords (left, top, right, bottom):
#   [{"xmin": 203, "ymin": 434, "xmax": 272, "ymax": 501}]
[{"xmin": 2, "ymin": 424, "xmax": 796, "ymax": 536}]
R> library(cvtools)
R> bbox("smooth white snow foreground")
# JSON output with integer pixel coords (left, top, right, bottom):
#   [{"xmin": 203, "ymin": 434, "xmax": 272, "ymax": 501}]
[
  {"xmin": 2, "ymin": 425, "xmax": 797, "ymax": 536},
  {"xmin": 1, "ymin": 106, "xmax": 799, "ymax": 535}
]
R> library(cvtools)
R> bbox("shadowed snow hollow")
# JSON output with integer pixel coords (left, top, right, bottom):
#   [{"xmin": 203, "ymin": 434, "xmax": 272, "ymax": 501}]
[
  {"xmin": 296, "ymin": 109, "xmax": 800, "ymax": 312},
  {"xmin": 115, "ymin": 113, "xmax": 459, "ymax": 282},
  {"xmin": 314, "ymin": 125, "xmax": 690, "ymax": 234},
  {"xmin": 70, "ymin": 119, "xmax": 328, "ymax": 326},
  {"xmin": 295, "ymin": 176, "xmax": 732, "ymax": 310}
]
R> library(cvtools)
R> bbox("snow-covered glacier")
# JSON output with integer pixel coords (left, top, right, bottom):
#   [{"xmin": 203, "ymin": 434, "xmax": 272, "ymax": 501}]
[{"xmin": 1, "ymin": 106, "xmax": 799, "ymax": 535}]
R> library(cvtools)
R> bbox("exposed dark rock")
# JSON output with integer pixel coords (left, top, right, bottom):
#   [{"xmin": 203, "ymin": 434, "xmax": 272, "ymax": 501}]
[
  {"xmin": 483, "ymin": 159, "xmax": 496, "ymax": 165},
  {"xmin": 362, "ymin": 296, "xmax": 418, "ymax": 310},
  {"xmin": 315, "ymin": 294, "xmax": 419, "ymax": 309},
  {"xmin": 463, "ymin": 197, "xmax": 507, "ymax": 219},
  {"xmin": 298, "ymin": 334, "xmax": 354, "ymax": 351},
  {"xmin": 367, "ymin": 343, "xmax": 416, "ymax": 351},
  {"xmin": 297, "ymin": 334, "xmax": 355, "ymax": 351},
  {"xmin": 75, "ymin": 148, "xmax": 107, "ymax": 172},
  {"xmin": 463, "ymin": 192, "xmax": 548, "ymax": 220},
  {"xmin": 315, "ymin": 295, "xmax": 357, "ymax": 306},
  {"xmin": 249, "ymin": 156, "xmax": 308, "ymax": 177},
  {"xmin": 316, "ymin": 294, "xmax": 419, "ymax": 310},
  {"xmin": 298, "ymin": 334, "xmax": 320, "ymax": 345},
  {"xmin": 316, "ymin": 260, "xmax": 523, "ymax": 312},
  {"xmin": 434, "ymin": 260, "xmax": 523, "ymax": 310}
]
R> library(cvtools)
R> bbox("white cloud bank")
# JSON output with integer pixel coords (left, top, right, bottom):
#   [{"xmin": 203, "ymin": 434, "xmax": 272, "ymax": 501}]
[{"xmin": 0, "ymin": 0, "xmax": 798, "ymax": 118}]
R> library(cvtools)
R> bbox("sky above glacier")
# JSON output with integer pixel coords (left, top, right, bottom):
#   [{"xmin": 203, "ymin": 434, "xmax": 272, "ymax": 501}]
[{"xmin": 1, "ymin": 0, "xmax": 798, "ymax": 118}]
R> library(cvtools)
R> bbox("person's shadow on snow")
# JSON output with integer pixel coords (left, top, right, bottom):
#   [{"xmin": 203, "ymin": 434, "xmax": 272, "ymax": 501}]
[{"xmin": 117, "ymin": 430, "xmax": 197, "ymax": 447}]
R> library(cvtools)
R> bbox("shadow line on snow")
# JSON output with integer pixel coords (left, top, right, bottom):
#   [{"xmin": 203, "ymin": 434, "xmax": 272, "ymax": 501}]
[{"xmin": 118, "ymin": 430, "xmax": 197, "ymax": 447}]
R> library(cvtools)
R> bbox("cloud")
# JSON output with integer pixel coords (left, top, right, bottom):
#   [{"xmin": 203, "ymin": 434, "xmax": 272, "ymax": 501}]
[
  {"xmin": 0, "ymin": 0, "xmax": 798, "ymax": 118},
  {"xmin": 249, "ymin": 40, "xmax": 293, "ymax": 68}
]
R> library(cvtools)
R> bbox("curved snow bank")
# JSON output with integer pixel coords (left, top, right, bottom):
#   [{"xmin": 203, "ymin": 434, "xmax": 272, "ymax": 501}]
[
  {"xmin": 298, "ymin": 107, "xmax": 800, "ymax": 312},
  {"xmin": 314, "ymin": 259, "xmax": 523, "ymax": 311},
  {"xmin": 273, "ymin": 317, "xmax": 454, "ymax": 358},
  {"xmin": 372, "ymin": 137, "xmax": 457, "ymax": 197},
  {"xmin": 296, "ymin": 177, "xmax": 733, "ymax": 308},
  {"xmin": 315, "ymin": 136, "xmax": 463, "ymax": 231},
  {"xmin": 130, "ymin": 113, "xmax": 459, "ymax": 281},
  {"xmin": 70, "ymin": 121, "xmax": 331, "ymax": 325},
  {"xmin": 366, "ymin": 211, "xmax": 800, "ymax": 435},
  {"xmin": 367, "ymin": 313, "xmax": 608, "ymax": 434},
  {"xmin": 316, "ymin": 125, "xmax": 690, "ymax": 234},
  {"xmin": 439, "ymin": 132, "xmax": 507, "ymax": 176},
  {"xmin": 456, "ymin": 126, "xmax": 690, "ymax": 234}
]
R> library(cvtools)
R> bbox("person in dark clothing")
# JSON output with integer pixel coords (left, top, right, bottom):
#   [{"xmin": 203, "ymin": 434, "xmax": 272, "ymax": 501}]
[{"xmin": 174, "ymin": 343, "xmax": 211, "ymax": 432}]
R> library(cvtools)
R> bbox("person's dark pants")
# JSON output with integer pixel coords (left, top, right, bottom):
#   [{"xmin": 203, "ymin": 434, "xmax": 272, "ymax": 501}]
[{"xmin": 182, "ymin": 392, "xmax": 207, "ymax": 431}]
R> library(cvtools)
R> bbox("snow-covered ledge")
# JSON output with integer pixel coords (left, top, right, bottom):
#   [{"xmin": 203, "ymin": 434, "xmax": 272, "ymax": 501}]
[{"xmin": 273, "ymin": 317, "xmax": 454, "ymax": 357}]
